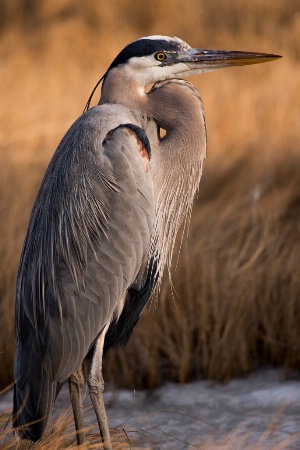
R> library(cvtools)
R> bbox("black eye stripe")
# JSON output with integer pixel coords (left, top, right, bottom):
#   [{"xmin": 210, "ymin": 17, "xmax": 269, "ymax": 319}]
[{"xmin": 106, "ymin": 39, "xmax": 183, "ymax": 71}]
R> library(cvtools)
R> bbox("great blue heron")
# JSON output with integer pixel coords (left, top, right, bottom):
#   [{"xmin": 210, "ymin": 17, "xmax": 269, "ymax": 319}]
[{"xmin": 13, "ymin": 35, "xmax": 280, "ymax": 449}]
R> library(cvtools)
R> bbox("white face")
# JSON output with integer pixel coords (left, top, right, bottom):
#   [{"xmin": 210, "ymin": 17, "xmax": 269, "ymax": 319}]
[
  {"xmin": 121, "ymin": 54, "xmax": 217, "ymax": 87},
  {"xmin": 122, "ymin": 55, "xmax": 192, "ymax": 86},
  {"xmin": 110, "ymin": 36, "xmax": 189, "ymax": 86},
  {"xmin": 119, "ymin": 37, "xmax": 217, "ymax": 87},
  {"xmin": 107, "ymin": 37, "xmax": 222, "ymax": 90}
]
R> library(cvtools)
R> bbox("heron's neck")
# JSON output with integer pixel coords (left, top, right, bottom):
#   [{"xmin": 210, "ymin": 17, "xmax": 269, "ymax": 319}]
[
  {"xmin": 99, "ymin": 69, "xmax": 146, "ymax": 111},
  {"xmin": 145, "ymin": 79, "xmax": 207, "ymax": 285}
]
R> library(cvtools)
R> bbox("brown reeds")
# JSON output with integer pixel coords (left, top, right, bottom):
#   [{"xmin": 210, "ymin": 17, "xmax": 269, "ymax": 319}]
[{"xmin": 0, "ymin": 0, "xmax": 300, "ymax": 392}]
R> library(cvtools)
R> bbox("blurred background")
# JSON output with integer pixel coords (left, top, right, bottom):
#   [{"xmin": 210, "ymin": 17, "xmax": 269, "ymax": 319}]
[{"xmin": 0, "ymin": 0, "xmax": 299, "ymax": 390}]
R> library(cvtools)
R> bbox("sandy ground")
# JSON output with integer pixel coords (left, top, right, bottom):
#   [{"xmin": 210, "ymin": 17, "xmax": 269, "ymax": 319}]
[{"xmin": 1, "ymin": 369, "xmax": 299, "ymax": 449}]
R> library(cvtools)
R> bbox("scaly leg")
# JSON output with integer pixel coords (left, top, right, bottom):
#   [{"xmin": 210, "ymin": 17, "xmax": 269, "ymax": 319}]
[
  {"xmin": 69, "ymin": 367, "xmax": 86, "ymax": 445},
  {"xmin": 87, "ymin": 329, "xmax": 112, "ymax": 450}
]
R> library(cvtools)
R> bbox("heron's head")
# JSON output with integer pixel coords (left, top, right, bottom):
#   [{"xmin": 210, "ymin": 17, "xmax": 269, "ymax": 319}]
[
  {"xmin": 85, "ymin": 35, "xmax": 281, "ymax": 111},
  {"xmin": 104, "ymin": 35, "xmax": 281, "ymax": 86}
]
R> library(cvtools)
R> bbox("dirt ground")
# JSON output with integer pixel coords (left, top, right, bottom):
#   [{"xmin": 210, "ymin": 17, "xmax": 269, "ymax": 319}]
[{"xmin": 1, "ymin": 369, "xmax": 300, "ymax": 449}]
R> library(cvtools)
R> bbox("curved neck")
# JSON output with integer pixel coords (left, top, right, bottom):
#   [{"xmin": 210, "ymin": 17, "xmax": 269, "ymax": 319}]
[
  {"xmin": 100, "ymin": 74, "xmax": 207, "ymax": 285},
  {"xmin": 101, "ymin": 74, "xmax": 206, "ymax": 156},
  {"xmin": 144, "ymin": 79, "xmax": 207, "ymax": 285}
]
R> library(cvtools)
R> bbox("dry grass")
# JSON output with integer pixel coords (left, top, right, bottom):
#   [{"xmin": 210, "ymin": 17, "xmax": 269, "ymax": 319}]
[
  {"xmin": 1, "ymin": 391, "xmax": 300, "ymax": 449},
  {"xmin": 0, "ymin": 404, "xmax": 131, "ymax": 449},
  {"xmin": 0, "ymin": 0, "xmax": 300, "ymax": 394}
]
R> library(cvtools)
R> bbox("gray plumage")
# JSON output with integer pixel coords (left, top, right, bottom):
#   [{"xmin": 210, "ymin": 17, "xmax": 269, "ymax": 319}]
[
  {"xmin": 14, "ymin": 106, "xmax": 156, "ymax": 439},
  {"xmin": 13, "ymin": 35, "xmax": 280, "ymax": 448}
]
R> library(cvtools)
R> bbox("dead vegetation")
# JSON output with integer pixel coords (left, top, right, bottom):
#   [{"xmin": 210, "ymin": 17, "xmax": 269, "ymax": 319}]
[
  {"xmin": 1, "ymin": 389, "xmax": 300, "ymax": 449},
  {"xmin": 0, "ymin": 0, "xmax": 300, "ymax": 394}
]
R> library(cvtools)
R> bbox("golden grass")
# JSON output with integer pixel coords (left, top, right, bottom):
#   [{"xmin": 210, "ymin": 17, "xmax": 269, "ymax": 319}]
[
  {"xmin": 0, "ymin": 0, "xmax": 300, "ymax": 392},
  {"xmin": 0, "ymin": 409, "xmax": 131, "ymax": 449}
]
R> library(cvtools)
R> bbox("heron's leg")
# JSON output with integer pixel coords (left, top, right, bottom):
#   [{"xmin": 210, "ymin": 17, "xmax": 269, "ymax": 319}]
[
  {"xmin": 69, "ymin": 367, "xmax": 86, "ymax": 445},
  {"xmin": 87, "ymin": 329, "xmax": 112, "ymax": 450}
]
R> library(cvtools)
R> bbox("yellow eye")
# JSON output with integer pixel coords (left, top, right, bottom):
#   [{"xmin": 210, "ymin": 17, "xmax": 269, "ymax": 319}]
[{"xmin": 155, "ymin": 52, "xmax": 167, "ymax": 62}]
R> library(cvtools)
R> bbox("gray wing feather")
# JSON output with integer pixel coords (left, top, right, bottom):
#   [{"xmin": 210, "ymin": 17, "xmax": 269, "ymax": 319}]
[{"xmin": 14, "ymin": 106, "xmax": 155, "ymax": 439}]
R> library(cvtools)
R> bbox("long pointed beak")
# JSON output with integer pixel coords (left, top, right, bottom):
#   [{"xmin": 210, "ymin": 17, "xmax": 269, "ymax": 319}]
[{"xmin": 176, "ymin": 48, "xmax": 282, "ymax": 74}]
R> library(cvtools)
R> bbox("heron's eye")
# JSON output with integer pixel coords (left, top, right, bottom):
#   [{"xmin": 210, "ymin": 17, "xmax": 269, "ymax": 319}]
[{"xmin": 155, "ymin": 52, "xmax": 167, "ymax": 62}]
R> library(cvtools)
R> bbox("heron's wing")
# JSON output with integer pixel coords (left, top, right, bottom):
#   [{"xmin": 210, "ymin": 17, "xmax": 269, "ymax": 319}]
[{"xmin": 14, "ymin": 107, "xmax": 155, "ymax": 437}]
